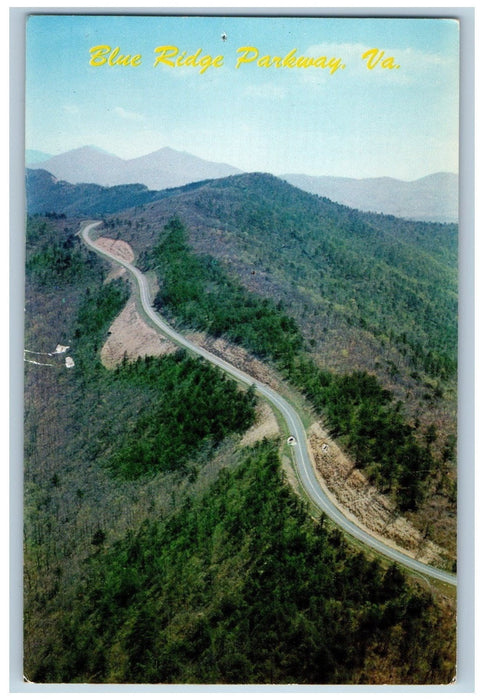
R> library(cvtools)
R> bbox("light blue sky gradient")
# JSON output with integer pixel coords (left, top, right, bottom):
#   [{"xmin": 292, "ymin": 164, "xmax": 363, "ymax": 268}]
[{"xmin": 25, "ymin": 14, "xmax": 459, "ymax": 179}]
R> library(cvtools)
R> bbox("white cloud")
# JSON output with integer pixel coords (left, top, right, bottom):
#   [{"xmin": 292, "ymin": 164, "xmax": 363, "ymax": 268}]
[
  {"xmin": 62, "ymin": 104, "xmax": 80, "ymax": 115},
  {"xmin": 113, "ymin": 106, "xmax": 145, "ymax": 122},
  {"xmin": 243, "ymin": 84, "xmax": 286, "ymax": 99}
]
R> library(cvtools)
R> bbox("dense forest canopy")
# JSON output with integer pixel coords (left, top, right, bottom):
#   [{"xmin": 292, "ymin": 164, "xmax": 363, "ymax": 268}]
[
  {"xmin": 105, "ymin": 173, "xmax": 457, "ymax": 383},
  {"xmin": 23, "ymin": 193, "xmax": 457, "ymax": 685},
  {"xmin": 142, "ymin": 217, "xmax": 455, "ymax": 516},
  {"xmin": 29, "ymin": 441, "xmax": 455, "ymax": 684}
]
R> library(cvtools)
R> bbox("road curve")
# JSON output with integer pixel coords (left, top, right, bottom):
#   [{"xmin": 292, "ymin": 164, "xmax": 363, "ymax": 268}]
[{"xmin": 80, "ymin": 221, "xmax": 457, "ymax": 587}]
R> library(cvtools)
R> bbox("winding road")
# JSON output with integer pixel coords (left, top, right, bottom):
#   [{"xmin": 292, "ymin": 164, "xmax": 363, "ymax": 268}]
[{"xmin": 81, "ymin": 221, "xmax": 457, "ymax": 587}]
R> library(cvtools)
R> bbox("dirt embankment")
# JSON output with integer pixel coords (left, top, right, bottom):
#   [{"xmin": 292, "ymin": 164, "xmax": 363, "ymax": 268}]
[
  {"xmin": 95, "ymin": 237, "xmax": 135, "ymax": 282},
  {"xmin": 101, "ymin": 300, "xmax": 177, "ymax": 368},
  {"xmin": 97, "ymin": 237, "xmax": 179, "ymax": 367},
  {"xmin": 185, "ymin": 332, "xmax": 282, "ymax": 392},
  {"xmin": 96, "ymin": 236, "xmax": 134, "ymax": 283},
  {"xmin": 307, "ymin": 423, "xmax": 448, "ymax": 567},
  {"xmin": 240, "ymin": 402, "xmax": 280, "ymax": 447},
  {"xmin": 95, "ymin": 237, "xmax": 135, "ymax": 263}
]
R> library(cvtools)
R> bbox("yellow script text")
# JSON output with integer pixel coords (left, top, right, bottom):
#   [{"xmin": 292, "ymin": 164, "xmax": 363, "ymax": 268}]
[
  {"xmin": 235, "ymin": 47, "xmax": 345, "ymax": 73},
  {"xmin": 361, "ymin": 48, "xmax": 400, "ymax": 70},
  {"xmin": 89, "ymin": 45, "xmax": 142, "ymax": 67},
  {"xmin": 153, "ymin": 46, "xmax": 224, "ymax": 74}
]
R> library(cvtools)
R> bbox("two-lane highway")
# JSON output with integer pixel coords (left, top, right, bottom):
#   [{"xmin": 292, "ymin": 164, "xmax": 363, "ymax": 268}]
[{"xmin": 80, "ymin": 221, "xmax": 456, "ymax": 587}]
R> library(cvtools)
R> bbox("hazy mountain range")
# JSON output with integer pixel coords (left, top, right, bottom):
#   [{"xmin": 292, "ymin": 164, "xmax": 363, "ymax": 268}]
[
  {"xmin": 26, "ymin": 146, "xmax": 242, "ymax": 191},
  {"xmin": 26, "ymin": 146, "xmax": 458, "ymax": 223},
  {"xmin": 282, "ymin": 172, "xmax": 458, "ymax": 224}
]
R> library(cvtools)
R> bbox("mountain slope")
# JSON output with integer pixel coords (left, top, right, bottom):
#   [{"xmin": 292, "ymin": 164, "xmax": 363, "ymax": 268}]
[
  {"xmin": 282, "ymin": 172, "xmax": 458, "ymax": 223},
  {"xmin": 106, "ymin": 173, "xmax": 457, "ymax": 438},
  {"xmin": 121, "ymin": 147, "xmax": 243, "ymax": 189},
  {"xmin": 26, "ymin": 169, "xmax": 458, "ymax": 434},
  {"xmin": 23, "ymin": 215, "xmax": 456, "ymax": 684},
  {"xmin": 25, "ymin": 149, "xmax": 53, "ymax": 165},
  {"xmin": 101, "ymin": 177, "xmax": 457, "ymax": 558},
  {"xmin": 29, "ymin": 145, "xmax": 243, "ymax": 189},
  {"xmin": 29, "ymin": 146, "xmax": 127, "ymax": 185},
  {"xmin": 26, "ymin": 168, "xmax": 162, "ymax": 216},
  {"xmin": 27, "ymin": 145, "xmax": 457, "ymax": 221}
]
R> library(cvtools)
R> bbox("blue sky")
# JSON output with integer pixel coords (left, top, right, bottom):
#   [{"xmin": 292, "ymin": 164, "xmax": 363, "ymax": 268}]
[{"xmin": 25, "ymin": 14, "xmax": 459, "ymax": 179}]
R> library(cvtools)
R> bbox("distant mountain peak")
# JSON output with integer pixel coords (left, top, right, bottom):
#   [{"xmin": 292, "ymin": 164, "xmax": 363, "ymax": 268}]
[
  {"xmin": 26, "ymin": 145, "xmax": 458, "ymax": 223},
  {"xmin": 29, "ymin": 145, "xmax": 243, "ymax": 190}
]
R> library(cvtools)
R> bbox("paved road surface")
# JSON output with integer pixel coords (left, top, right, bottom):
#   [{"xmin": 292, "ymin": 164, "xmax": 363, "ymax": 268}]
[{"xmin": 81, "ymin": 221, "xmax": 457, "ymax": 587}]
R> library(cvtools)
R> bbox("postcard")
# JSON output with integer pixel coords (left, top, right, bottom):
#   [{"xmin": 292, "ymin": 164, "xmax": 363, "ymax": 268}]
[{"xmin": 21, "ymin": 11, "xmax": 463, "ymax": 687}]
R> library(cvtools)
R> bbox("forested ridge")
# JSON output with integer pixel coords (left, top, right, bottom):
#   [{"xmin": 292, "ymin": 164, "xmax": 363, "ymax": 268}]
[
  {"xmin": 26, "ymin": 168, "xmax": 162, "ymax": 216},
  {"xmin": 143, "ymin": 218, "xmax": 456, "ymax": 516},
  {"xmin": 27, "ymin": 169, "xmax": 458, "ymax": 384},
  {"xmin": 144, "ymin": 216, "xmax": 304, "ymax": 365},
  {"xmin": 105, "ymin": 174, "xmax": 458, "ymax": 540},
  {"xmin": 23, "ymin": 213, "xmax": 456, "ymax": 684},
  {"xmin": 107, "ymin": 172, "xmax": 458, "ymax": 383},
  {"xmin": 30, "ymin": 442, "xmax": 455, "ymax": 684},
  {"xmin": 28, "ymin": 170, "xmax": 457, "ymax": 415},
  {"xmin": 24, "ymin": 217, "xmax": 256, "ymax": 680}
]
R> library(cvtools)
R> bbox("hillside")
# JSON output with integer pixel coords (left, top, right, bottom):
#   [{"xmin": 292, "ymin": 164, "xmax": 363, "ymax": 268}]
[
  {"xmin": 27, "ymin": 144, "xmax": 457, "ymax": 222},
  {"xmin": 107, "ymin": 173, "xmax": 457, "ymax": 384},
  {"xmin": 26, "ymin": 170, "xmax": 458, "ymax": 424},
  {"xmin": 97, "ymin": 173, "xmax": 457, "ymax": 552},
  {"xmin": 23, "ymin": 215, "xmax": 456, "ymax": 683},
  {"xmin": 26, "ymin": 169, "xmax": 457, "ymax": 464},
  {"xmin": 24, "ymin": 171, "xmax": 459, "ymax": 553},
  {"xmin": 26, "ymin": 169, "xmax": 162, "ymax": 216}
]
